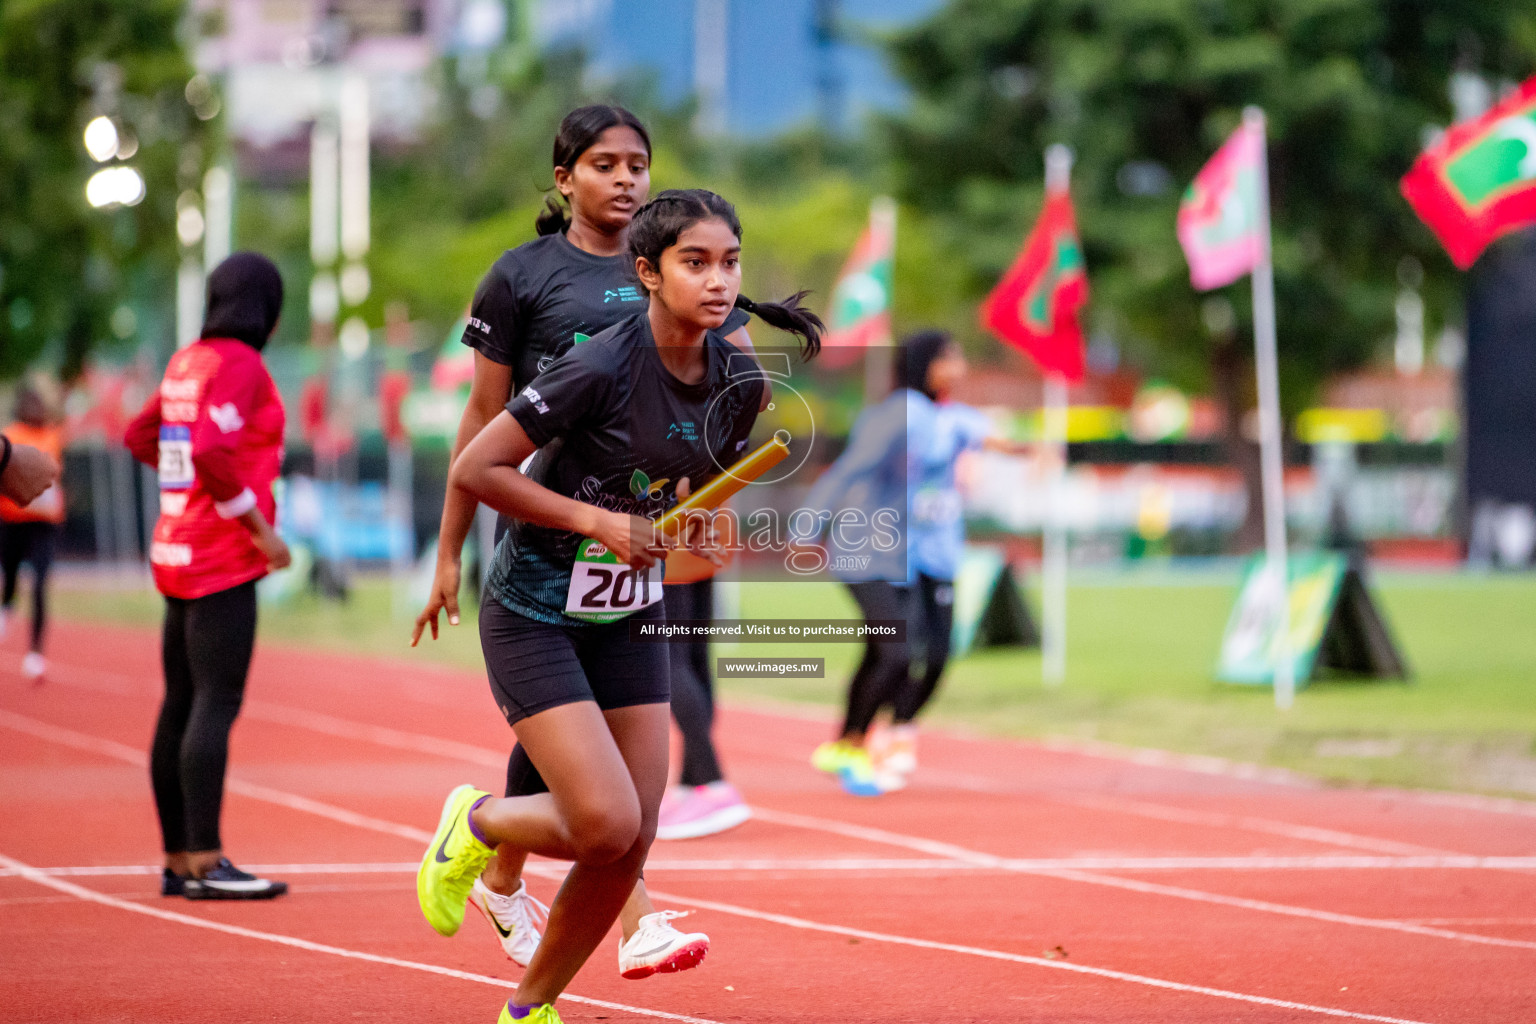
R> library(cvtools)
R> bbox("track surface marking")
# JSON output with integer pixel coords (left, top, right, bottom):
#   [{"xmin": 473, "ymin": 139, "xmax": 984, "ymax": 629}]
[{"xmin": 3, "ymin": 619, "xmax": 1535, "ymax": 1022}]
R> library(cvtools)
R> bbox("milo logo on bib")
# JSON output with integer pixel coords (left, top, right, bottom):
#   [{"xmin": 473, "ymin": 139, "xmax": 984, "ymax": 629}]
[{"xmin": 565, "ymin": 537, "xmax": 664, "ymax": 623}]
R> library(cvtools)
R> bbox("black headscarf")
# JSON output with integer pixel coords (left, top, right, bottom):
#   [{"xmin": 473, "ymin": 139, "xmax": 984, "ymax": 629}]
[
  {"xmin": 200, "ymin": 252, "xmax": 284, "ymax": 351},
  {"xmin": 894, "ymin": 330, "xmax": 955, "ymax": 401}
]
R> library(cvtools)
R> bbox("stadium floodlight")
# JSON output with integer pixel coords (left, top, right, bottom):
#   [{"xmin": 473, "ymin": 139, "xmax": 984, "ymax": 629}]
[
  {"xmin": 86, "ymin": 166, "xmax": 146, "ymax": 208},
  {"xmin": 83, "ymin": 116, "xmax": 119, "ymax": 162}
]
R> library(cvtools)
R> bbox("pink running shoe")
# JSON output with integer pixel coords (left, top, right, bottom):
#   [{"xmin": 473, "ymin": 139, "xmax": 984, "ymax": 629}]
[{"xmin": 655, "ymin": 781, "xmax": 751, "ymax": 840}]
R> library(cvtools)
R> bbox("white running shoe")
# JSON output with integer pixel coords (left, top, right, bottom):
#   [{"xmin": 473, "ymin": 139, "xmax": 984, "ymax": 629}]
[
  {"xmin": 877, "ymin": 724, "xmax": 918, "ymax": 775},
  {"xmin": 618, "ymin": 910, "xmax": 709, "ymax": 980},
  {"xmin": 21, "ymin": 652, "xmax": 45, "ymax": 682},
  {"xmin": 469, "ymin": 877, "xmax": 548, "ymax": 967}
]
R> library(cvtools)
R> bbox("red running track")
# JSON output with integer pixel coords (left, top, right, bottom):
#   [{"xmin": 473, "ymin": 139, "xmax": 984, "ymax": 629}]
[{"xmin": 3, "ymin": 619, "xmax": 1535, "ymax": 1023}]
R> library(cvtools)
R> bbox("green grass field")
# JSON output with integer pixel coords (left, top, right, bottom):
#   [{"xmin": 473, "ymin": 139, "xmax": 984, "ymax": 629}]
[{"xmin": 54, "ymin": 567, "xmax": 1536, "ymax": 799}]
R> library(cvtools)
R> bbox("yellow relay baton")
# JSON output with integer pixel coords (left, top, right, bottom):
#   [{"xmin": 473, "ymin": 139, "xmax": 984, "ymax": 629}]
[{"xmin": 655, "ymin": 430, "xmax": 791, "ymax": 543}]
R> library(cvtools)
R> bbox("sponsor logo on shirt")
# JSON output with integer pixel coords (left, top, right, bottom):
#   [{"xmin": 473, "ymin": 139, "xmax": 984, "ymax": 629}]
[
  {"xmin": 602, "ymin": 287, "xmax": 644, "ymax": 304},
  {"xmin": 665, "ymin": 420, "xmax": 700, "ymax": 443},
  {"xmin": 151, "ymin": 541, "xmax": 194, "ymax": 567},
  {"xmin": 467, "ymin": 316, "xmax": 491, "ymax": 335},
  {"xmin": 209, "ymin": 402, "xmax": 245, "ymax": 434},
  {"xmin": 575, "ymin": 474, "xmax": 666, "ymax": 518},
  {"xmin": 629, "ymin": 469, "xmax": 671, "ymax": 499},
  {"xmin": 162, "ymin": 400, "xmax": 200, "ymax": 423},
  {"xmin": 521, "ymin": 386, "xmax": 550, "ymax": 414},
  {"xmin": 537, "ymin": 356, "xmax": 554, "ymax": 372}
]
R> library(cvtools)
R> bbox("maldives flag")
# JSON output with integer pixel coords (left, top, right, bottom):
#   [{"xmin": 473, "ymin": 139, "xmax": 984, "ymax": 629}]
[
  {"xmin": 821, "ymin": 198, "xmax": 896, "ymax": 364},
  {"xmin": 1178, "ymin": 121, "xmax": 1264, "ymax": 291},
  {"xmin": 1402, "ymin": 75, "xmax": 1536, "ymax": 270},
  {"xmin": 980, "ymin": 186, "xmax": 1088, "ymax": 382}
]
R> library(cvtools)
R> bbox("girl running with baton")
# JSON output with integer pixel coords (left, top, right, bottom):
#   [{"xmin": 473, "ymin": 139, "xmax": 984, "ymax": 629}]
[
  {"xmin": 412, "ymin": 106, "xmax": 761, "ymax": 975},
  {"xmin": 416, "ymin": 189, "xmax": 820, "ymax": 1024}
]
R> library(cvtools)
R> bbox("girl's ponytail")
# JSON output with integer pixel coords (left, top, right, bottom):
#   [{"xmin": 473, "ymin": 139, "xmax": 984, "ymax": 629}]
[
  {"xmin": 535, "ymin": 196, "xmax": 570, "ymax": 236},
  {"xmin": 734, "ymin": 291, "xmax": 823, "ymax": 360}
]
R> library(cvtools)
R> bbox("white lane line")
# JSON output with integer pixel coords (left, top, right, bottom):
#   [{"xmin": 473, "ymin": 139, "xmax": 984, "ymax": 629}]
[
  {"xmin": 0, "ymin": 709, "xmax": 431, "ymax": 845},
  {"xmin": 1039, "ymin": 868, "xmax": 1536, "ymax": 952},
  {"xmin": 6, "ymin": 704, "xmax": 1530, "ymax": 957},
  {"xmin": 750, "ymin": 807, "xmax": 1536, "ymax": 952},
  {"xmin": 0, "ymin": 849, "xmax": 1439, "ymax": 1024},
  {"xmin": 1053, "ymin": 793, "xmax": 1450, "ymax": 856},
  {"xmin": 11, "ymin": 854, "xmax": 1536, "ymax": 882},
  {"xmin": 244, "ymin": 701, "xmax": 507, "ymax": 767},
  {"xmin": 642, "ymin": 887, "xmax": 1437, "ymax": 1024},
  {"xmin": 35, "ymin": 657, "xmax": 1536, "ymax": 851},
  {"xmin": 0, "ymin": 851, "xmax": 722, "ymax": 1024},
  {"xmin": 32, "ymin": 652, "xmax": 1536, "ymax": 822},
  {"xmin": 213, "ymin": 694, "xmax": 1483, "ymax": 863},
  {"xmin": 1030, "ymin": 734, "xmax": 1536, "ymax": 819},
  {"xmin": 1405, "ymin": 918, "xmax": 1536, "ymax": 927},
  {"xmin": 0, "ymin": 708, "xmax": 1496, "ymax": 1017}
]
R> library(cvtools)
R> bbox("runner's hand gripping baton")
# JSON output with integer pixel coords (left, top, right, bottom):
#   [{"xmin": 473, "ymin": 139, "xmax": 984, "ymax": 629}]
[{"xmin": 654, "ymin": 430, "xmax": 791, "ymax": 544}]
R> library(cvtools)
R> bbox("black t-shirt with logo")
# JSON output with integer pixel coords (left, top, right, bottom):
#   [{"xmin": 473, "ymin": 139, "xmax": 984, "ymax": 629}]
[
  {"xmin": 462, "ymin": 232, "xmax": 747, "ymax": 393},
  {"xmin": 488, "ymin": 314, "xmax": 766, "ymax": 625}
]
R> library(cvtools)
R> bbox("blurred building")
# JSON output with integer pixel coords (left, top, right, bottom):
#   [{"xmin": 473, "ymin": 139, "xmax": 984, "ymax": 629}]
[
  {"xmin": 189, "ymin": 0, "xmax": 459, "ymax": 164},
  {"xmin": 509, "ymin": 0, "xmax": 941, "ymax": 134},
  {"xmin": 189, "ymin": 0, "xmax": 941, "ymax": 152}
]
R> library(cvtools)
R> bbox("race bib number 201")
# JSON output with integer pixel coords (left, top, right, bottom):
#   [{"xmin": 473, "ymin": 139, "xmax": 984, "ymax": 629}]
[
  {"xmin": 158, "ymin": 426, "xmax": 194, "ymax": 490},
  {"xmin": 565, "ymin": 538, "xmax": 663, "ymax": 624}
]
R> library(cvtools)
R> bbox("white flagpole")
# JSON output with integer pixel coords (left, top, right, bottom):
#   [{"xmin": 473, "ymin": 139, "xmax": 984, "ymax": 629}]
[
  {"xmin": 1243, "ymin": 106, "xmax": 1294, "ymax": 709},
  {"xmin": 862, "ymin": 196, "xmax": 898, "ymax": 402},
  {"xmin": 1042, "ymin": 144, "xmax": 1073, "ymax": 686}
]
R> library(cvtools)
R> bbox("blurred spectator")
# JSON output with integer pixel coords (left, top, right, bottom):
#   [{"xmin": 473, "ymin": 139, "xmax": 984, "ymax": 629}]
[{"xmin": 0, "ymin": 377, "xmax": 65, "ymax": 680}]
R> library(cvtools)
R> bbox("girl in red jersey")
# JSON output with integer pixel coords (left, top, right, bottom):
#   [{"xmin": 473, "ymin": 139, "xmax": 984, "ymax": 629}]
[{"xmin": 125, "ymin": 253, "xmax": 292, "ymax": 900}]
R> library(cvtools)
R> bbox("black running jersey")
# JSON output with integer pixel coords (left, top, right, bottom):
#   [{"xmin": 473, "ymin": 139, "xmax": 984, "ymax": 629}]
[
  {"xmin": 461, "ymin": 232, "xmax": 747, "ymax": 394},
  {"xmin": 487, "ymin": 314, "xmax": 765, "ymax": 625}
]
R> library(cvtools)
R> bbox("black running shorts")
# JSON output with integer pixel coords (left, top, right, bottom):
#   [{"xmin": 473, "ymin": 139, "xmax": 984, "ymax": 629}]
[{"xmin": 479, "ymin": 597, "xmax": 670, "ymax": 726}]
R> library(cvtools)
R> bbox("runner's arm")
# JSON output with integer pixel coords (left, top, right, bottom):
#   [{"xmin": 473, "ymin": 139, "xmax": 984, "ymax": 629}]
[
  {"xmin": 438, "ymin": 353, "xmax": 513, "ymax": 561},
  {"xmin": 410, "ymin": 353, "xmax": 514, "ymax": 645},
  {"xmin": 453, "ymin": 412, "xmax": 657, "ymax": 570},
  {"xmin": 123, "ymin": 393, "xmax": 162, "ymax": 467},
  {"xmin": 0, "ymin": 438, "xmax": 58, "ymax": 506}
]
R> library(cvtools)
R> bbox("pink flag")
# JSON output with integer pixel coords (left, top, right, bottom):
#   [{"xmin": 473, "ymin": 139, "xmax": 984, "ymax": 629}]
[{"xmin": 1178, "ymin": 122, "xmax": 1264, "ymax": 291}]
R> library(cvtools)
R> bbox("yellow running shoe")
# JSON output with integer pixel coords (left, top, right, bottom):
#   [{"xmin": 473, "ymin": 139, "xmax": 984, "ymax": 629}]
[
  {"xmin": 811, "ymin": 739, "xmax": 863, "ymax": 775},
  {"xmin": 418, "ymin": 784, "xmax": 494, "ymax": 937},
  {"xmin": 497, "ymin": 1001, "xmax": 563, "ymax": 1023}
]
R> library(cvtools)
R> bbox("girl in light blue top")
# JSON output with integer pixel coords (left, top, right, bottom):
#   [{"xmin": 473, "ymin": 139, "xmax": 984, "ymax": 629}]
[{"xmin": 806, "ymin": 331, "xmax": 1033, "ymax": 793}]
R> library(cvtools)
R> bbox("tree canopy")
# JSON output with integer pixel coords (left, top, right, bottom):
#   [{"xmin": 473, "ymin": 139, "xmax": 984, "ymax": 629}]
[
  {"xmin": 880, "ymin": 0, "xmax": 1536, "ymax": 404},
  {"xmin": 0, "ymin": 0, "xmax": 204, "ymax": 378}
]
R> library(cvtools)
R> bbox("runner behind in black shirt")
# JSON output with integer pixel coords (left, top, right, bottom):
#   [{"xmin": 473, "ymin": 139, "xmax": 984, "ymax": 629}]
[{"xmin": 414, "ymin": 189, "xmax": 821, "ymax": 1024}]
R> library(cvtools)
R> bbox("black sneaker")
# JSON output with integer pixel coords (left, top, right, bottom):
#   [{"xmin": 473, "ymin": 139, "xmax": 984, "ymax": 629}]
[
  {"xmin": 183, "ymin": 858, "xmax": 288, "ymax": 900},
  {"xmin": 161, "ymin": 868, "xmax": 190, "ymax": 897}
]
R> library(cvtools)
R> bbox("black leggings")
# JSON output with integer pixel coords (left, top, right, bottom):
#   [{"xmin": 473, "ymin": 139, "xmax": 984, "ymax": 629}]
[
  {"xmin": 841, "ymin": 581, "xmax": 911, "ymax": 738},
  {"xmin": 663, "ymin": 579, "xmax": 724, "ymax": 787},
  {"xmin": 503, "ymin": 580, "xmax": 726, "ymax": 796},
  {"xmin": 841, "ymin": 574, "xmax": 956, "ymax": 736},
  {"xmin": 150, "ymin": 580, "xmax": 258, "ymax": 854},
  {"xmin": 1, "ymin": 520, "xmax": 56, "ymax": 653},
  {"xmin": 892, "ymin": 573, "xmax": 955, "ymax": 724}
]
